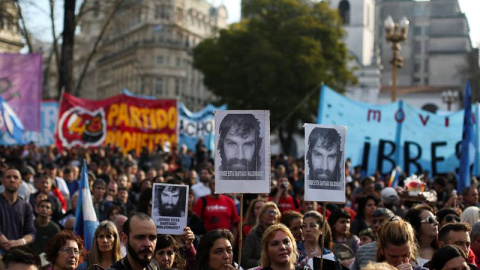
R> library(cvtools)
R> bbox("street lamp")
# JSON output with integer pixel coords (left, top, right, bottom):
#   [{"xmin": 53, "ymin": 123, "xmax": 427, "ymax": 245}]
[
  {"xmin": 442, "ymin": 90, "xmax": 459, "ymax": 111},
  {"xmin": 384, "ymin": 15, "xmax": 409, "ymax": 102}
]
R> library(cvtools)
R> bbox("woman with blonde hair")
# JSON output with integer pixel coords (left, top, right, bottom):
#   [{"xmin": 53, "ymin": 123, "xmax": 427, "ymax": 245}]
[
  {"xmin": 242, "ymin": 202, "xmax": 281, "ymax": 269},
  {"xmin": 377, "ymin": 217, "xmax": 428, "ymax": 270},
  {"xmin": 260, "ymin": 223, "xmax": 301, "ymax": 270},
  {"xmin": 77, "ymin": 220, "xmax": 122, "ymax": 270}
]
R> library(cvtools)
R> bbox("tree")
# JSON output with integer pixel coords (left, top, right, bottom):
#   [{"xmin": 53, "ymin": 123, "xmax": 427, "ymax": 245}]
[{"xmin": 193, "ymin": 0, "xmax": 356, "ymax": 154}]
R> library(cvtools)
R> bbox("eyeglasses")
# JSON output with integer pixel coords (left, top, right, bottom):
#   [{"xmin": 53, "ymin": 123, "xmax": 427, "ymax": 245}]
[
  {"xmin": 60, "ymin": 248, "xmax": 80, "ymax": 256},
  {"xmin": 444, "ymin": 215, "xmax": 460, "ymax": 223},
  {"xmin": 264, "ymin": 210, "xmax": 278, "ymax": 216},
  {"xmin": 420, "ymin": 216, "xmax": 438, "ymax": 224}
]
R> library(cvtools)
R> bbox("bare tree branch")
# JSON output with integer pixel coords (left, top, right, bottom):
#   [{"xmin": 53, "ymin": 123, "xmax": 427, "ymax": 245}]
[
  {"xmin": 12, "ymin": 0, "xmax": 33, "ymax": 52},
  {"xmin": 75, "ymin": 0, "xmax": 125, "ymax": 95},
  {"xmin": 49, "ymin": 0, "xmax": 60, "ymax": 74}
]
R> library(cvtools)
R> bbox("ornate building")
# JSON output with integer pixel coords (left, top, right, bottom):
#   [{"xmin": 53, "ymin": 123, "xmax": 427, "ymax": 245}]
[
  {"xmin": 0, "ymin": 2, "xmax": 24, "ymax": 53},
  {"xmin": 75, "ymin": 0, "xmax": 227, "ymax": 111}
]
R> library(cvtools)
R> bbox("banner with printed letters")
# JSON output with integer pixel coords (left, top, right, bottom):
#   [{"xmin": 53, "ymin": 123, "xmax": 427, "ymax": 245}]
[{"xmin": 318, "ymin": 85, "xmax": 480, "ymax": 177}]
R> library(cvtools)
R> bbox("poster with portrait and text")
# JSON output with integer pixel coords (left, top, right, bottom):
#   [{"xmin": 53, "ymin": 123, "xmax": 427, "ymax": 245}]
[
  {"xmin": 304, "ymin": 124, "xmax": 347, "ymax": 203},
  {"xmin": 214, "ymin": 110, "xmax": 270, "ymax": 194},
  {"xmin": 152, "ymin": 183, "xmax": 188, "ymax": 235}
]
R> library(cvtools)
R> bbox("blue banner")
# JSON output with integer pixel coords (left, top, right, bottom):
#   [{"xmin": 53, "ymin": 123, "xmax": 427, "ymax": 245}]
[
  {"xmin": 178, "ymin": 102, "xmax": 227, "ymax": 152},
  {"xmin": 318, "ymin": 85, "xmax": 480, "ymax": 177},
  {"xmin": 0, "ymin": 101, "xmax": 58, "ymax": 145}
]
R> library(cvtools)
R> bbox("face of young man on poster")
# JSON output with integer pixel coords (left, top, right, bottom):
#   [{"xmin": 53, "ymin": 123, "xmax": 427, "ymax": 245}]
[
  {"xmin": 311, "ymin": 139, "xmax": 339, "ymax": 181},
  {"xmin": 160, "ymin": 188, "xmax": 180, "ymax": 216},
  {"xmin": 223, "ymin": 129, "xmax": 256, "ymax": 171}
]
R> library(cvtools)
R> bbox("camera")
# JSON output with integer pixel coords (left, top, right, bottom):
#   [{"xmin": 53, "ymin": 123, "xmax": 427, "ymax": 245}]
[{"xmin": 282, "ymin": 181, "xmax": 289, "ymax": 189}]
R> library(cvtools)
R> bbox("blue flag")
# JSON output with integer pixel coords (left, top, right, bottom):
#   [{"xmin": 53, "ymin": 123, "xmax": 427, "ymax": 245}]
[
  {"xmin": 74, "ymin": 160, "xmax": 99, "ymax": 251},
  {"xmin": 0, "ymin": 96, "xmax": 25, "ymax": 143},
  {"xmin": 458, "ymin": 80, "xmax": 475, "ymax": 193}
]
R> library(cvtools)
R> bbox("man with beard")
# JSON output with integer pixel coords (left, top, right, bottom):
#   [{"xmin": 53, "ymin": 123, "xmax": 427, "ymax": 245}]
[
  {"xmin": 158, "ymin": 185, "xmax": 185, "ymax": 217},
  {"xmin": 109, "ymin": 212, "xmax": 160, "ymax": 270},
  {"xmin": 0, "ymin": 168, "xmax": 36, "ymax": 255},
  {"xmin": 218, "ymin": 114, "xmax": 263, "ymax": 180},
  {"xmin": 306, "ymin": 127, "xmax": 343, "ymax": 190}
]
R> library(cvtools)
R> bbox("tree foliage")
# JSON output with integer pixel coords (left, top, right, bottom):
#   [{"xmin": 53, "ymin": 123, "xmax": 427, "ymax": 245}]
[{"xmin": 193, "ymin": 0, "xmax": 356, "ymax": 153}]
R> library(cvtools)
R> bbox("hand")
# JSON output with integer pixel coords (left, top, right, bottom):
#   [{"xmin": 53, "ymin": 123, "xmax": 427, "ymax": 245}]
[
  {"xmin": 445, "ymin": 194, "xmax": 458, "ymax": 209},
  {"xmin": 396, "ymin": 263, "xmax": 413, "ymax": 270},
  {"xmin": 223, "ymin": 263, "xmax": 236, "ymax": 270},
  {"xmin": 183, "ymin": 227, "xmax": 195, "ymax": 247}
]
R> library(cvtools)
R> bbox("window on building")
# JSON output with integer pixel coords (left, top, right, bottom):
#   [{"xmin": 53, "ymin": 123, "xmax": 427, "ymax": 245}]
[
  {"xmin": 413, "ymin": 77, "xmax": 421, "ymax": 85},
  {"xmin": 156, "ymin": 78, "xmax": 164, "ymax": 96},
  {"xmin": 414, "ymin": 41, "xmax": 421, "ymax": 54},
  {"xmin": 93, "ymin": 1, "xmax": 100, "ymax": 18},
  {"xmin": 156, "ymin": 56, "xmax": 164, "ymax": 66},
  {"xmin": 424, "ymin": 59, "xmax": 429, "ymax": 72},
  {"xmin": 414, "ymin": 59, "xmax": 421, "ymax": 73},
  {"xmin": 414, "ymin": 26, "xmax": 422, "ymax": 36},
  {"xmin": 175, "ymin": 79, "xmax": 180, "ymax": 96},
  {"xmin": 176, "ymin": 57, "xmax": 181, "ymax": 67},
  {"xmin": 339, "ymin": 0, "xmax": 350, "ymax": 25}
]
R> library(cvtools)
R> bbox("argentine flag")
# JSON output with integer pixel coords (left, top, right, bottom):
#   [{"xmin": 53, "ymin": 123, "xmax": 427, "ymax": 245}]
[
  {"xmin": 0, "ymin": 96, "xmax": 24, "ymax": 143},
  {"xmin": 74, "ymin": 160, "xmax": 99, "ymax": 251}
]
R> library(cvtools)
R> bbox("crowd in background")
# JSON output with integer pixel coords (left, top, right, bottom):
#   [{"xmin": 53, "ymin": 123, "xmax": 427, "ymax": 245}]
[{"xmin": 0, "ymin": 141, "xmax": 479, "ymax": 270}]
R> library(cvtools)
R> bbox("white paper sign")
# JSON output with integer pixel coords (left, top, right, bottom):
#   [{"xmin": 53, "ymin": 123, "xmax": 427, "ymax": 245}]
[
  {"xmin": 304, "ymin": 124, "xmax": 347, "ymax": 203},
  {"xmin": 152, "ymin": 183, "xmax": 189, "ymax": 235},
  {"xmin": 214, "ymin": 110, "xmax": 270, "ymax": 194}
]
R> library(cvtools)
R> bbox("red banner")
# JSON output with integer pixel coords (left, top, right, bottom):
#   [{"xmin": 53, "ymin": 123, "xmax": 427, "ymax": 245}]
[{"xmin": 55, "ymin": 93, "xmax": 177, "ymax": 154}]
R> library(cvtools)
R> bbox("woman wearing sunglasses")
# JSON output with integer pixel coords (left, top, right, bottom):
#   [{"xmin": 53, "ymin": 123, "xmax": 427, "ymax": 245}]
[
  {"xmin": 405, "ymin": 204, "xmax": 439, "ymax": 267},
  {"xmin": 242, "ymin": 202, "xmax": 281, "ymax": 269}
]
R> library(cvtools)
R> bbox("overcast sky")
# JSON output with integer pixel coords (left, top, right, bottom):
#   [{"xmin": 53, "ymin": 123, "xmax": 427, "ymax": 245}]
[
  {"xmin": 211, "ymin": 0, "xmax": 479, "ymax": 47},
  {"xmin": 24, "ymin": 0, "xmax": 479, "ymax": 47}
]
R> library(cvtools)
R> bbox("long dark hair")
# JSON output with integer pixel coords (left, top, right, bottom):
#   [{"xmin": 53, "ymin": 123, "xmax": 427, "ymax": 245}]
[
  {"xmin": 156, "ymin": 235, "xmax": 186, "ymax": 270},
  {"xmin": 193, "ymin": 229, "xmax": 234, "ymax": 270},
  {"xmin": 328, "ymin": 208, "xmax": 351, "ymax": 239},
  {"xmin": 429, "ymin": 245, "xmax": 466, "ymax": 270},
  {"xmin": 404, "ymin": 204, "xmax": 439, "ymax": 249},
  {"xmin": 355, "ymin": 195, "xmax": 379, "ymax": 220}
]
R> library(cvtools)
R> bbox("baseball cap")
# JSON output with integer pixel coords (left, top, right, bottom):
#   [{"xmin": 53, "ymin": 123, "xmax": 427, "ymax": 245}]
[{"xmin": 380, "ymin": 187, "xmax": 400, "ymax": 205}]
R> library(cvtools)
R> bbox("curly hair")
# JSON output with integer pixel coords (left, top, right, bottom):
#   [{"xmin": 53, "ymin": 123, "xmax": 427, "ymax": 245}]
[{"xmin": 45, "ymin": 231, "xmax": 84, "ymax": 264}]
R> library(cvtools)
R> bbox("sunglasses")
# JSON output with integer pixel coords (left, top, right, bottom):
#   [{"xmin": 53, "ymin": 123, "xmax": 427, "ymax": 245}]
[
  {"xmin": 420, "ymin": 216, "xmax": 438, "ymax": 224},
  {"xmin": 444, "ymin": 215, "xmax": 460, "ymax": 223}
]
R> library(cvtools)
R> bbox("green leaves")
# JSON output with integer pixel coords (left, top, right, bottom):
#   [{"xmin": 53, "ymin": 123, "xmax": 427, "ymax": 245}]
[{"xmin": 193, "ymin": 0, "xmax": 356, "ymax": 147}]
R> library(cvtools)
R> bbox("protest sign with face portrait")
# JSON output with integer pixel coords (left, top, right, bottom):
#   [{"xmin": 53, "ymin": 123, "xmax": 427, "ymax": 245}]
[
  {"xmin": 304, "ymin": 124, "xmax": 347, "ymax": 203},
  {"xmin": 214, "ymin": 110, "xmax": 270, "ymax": 194},
  {"xmin": 152, "ymin": 183, "xmax": 188, "ymax": 235}
]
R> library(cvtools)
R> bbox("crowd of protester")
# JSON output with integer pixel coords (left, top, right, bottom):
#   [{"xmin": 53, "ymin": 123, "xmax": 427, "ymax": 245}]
[{"xmin": 0, "ymin": 142, "xmax": 479, "ymax": 270}]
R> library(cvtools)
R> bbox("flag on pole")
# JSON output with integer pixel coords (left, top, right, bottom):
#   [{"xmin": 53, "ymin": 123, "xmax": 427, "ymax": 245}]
[
  {"xmin": 74, "ymin": 160, "xmax": 99, "ymax": 251},
  {"xmin": 0, "ymin": 96, "xmax": 24, "ymax": 143},
  {"xmin": 458, "ymin": 80, "xmax": 475, "ymax": 193}
]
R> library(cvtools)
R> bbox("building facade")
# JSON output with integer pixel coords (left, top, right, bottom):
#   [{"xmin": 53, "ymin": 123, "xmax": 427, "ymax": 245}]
[
  {"xmin": 75, "ymin": 0, "xmax": 227, "ymax": 111},
  {"xmin": 375, "ymin": 0, "xmax": 472, "ymax": 110},
  {"xmin": 0, "ymin": 2, "xmax": 24, "ymax": 53}
]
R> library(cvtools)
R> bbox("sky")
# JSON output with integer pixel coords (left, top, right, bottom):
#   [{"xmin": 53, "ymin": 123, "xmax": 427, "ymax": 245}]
[
  {"xmin": 24, "ymin": 0, "xmax": 479, "ymax": 47},
  {"xmin": 209, "ymin": 0, "xmax": 480, "ymax": 47}
]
